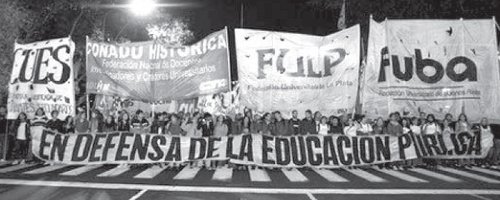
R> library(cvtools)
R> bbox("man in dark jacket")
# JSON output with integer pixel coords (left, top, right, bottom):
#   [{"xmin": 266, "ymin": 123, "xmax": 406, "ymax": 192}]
[
  {"xmin": 198, "ymin": 113, "xmax": 214, "ymax": 137},
  {"xmin": 271, "ymin": 111, "xmax": 292, "ymax": 136},
  {"xmin": 300, "ymin": 110, "xmax": 316, "ymax": 135},
  {"xmin": 290, "ymin": 110, "xmax": 301, "ymax": 135}
]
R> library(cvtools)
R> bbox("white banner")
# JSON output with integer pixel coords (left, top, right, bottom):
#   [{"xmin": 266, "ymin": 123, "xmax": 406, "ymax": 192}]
[
  {"xmin": 8, "ymin": 37, "xmax": 76, "ymax": 120},
  {"xmin": 235, "ymin": 26, "xmax": 360, "ymax": 117},
  {"xmin": 362, "ymin": 19, "xmax": 500, "ymax": 121}
]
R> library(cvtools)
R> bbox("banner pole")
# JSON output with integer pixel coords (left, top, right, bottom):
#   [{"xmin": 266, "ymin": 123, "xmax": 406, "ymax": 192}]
[
  {"xmin": 2, "ymin": 121, "xmax": 8, "ymax": 161},
  {"xmin": 86, "ymin": 94, "xmax": 90, "ymax": 120}
]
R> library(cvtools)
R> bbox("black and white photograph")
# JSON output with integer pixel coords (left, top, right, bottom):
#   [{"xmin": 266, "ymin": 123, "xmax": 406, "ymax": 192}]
[{"xmin": 0, "ymin": 0, "xmax": 500, "ymax": 199}]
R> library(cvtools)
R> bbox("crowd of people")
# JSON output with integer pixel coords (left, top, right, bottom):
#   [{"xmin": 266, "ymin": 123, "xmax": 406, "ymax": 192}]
[{"xmin": 1, "ymin": 105, "xmax": 499, "ymax": 170}]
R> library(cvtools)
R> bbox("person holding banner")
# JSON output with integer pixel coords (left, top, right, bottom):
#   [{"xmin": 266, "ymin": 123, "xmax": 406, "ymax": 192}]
[
  {"xmin": 300, "ymin": 110, "xmax": 316, "ymax": 135},
  {"xmin": 422, "ymin": 114, "xmax": 441, "ymax": 135},
  {"xmin": 317, "ymin": 116, "xmax": 330, "ymax": 135},
  {"xmin": 344, "ymin": 118, "xmax": 358, "ymax": 137},
  {"xmin": 102, "ymin": 115, "xmax": 116, "ymax": 132},
  {"xmin": 166, "ymin": 114, "xmax": 185, "ymax": 136},
  {"xmin": 62, "ymin": 116, "xmax": 75, "ymax": 134},
  {"xmin": 271, "ymin": 111, "xmax": 291, "ymax": 136},
  {"xmin": 257, "ymin": 113, "xmax": 272, "ymax": 135},
  {"xmin": 329, "ymin": 116, "xmax": 344, "ymax": 134},
  {"xmin": 89, "ymin": 110, "xmax": 103, "ymax": 133},
  {"xmin": 373, "ymin": 117, "xmax": 385, "ymax": 135},
  {"xmin": 75, "ymin": 112, "xmax": 90, "ymax": 133},
  {"xmin": 214, "ymin": 115, "xmax": 229, "ymax": 168},
  {"xmin": 117, "ymin": 111, "xmax": 131, "ymax": 132},
  {"xmin": 384, "ymin": 113, "xmax": 403, "ymax": 136},
  {"xmin": 12, "ymin": 113, "xmax": 30, "ymax": 165},
  {"xmin": 46, "ymin": 110, "xmax": 64, "ymax": 133},
  {"xmin": 290, "ymin": 110, "xmax": 301, "ymax": 135},
  {"xmin": 357, "ymin": 115, "xmax": 373, "ymax": 136},
  {"xmin": 131, "ymin": 110, "xmax": 150, "ymax": 133}
]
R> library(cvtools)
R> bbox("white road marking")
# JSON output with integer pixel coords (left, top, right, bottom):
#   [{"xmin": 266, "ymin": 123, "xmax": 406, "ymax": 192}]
[
  {"xmin": 248, "ymin": 168, "xmax": 271, "ymax": 182},
  {"xmin": 97, "ymin": 166, "xmax": 130, "ymax": 177},
  {"xmin": 313, "ymin": 169, "xmax": 349, "ymax": 182},
  {"xmin": 134, "ymin": 165, "xmax": 165, "ymax": 179},
  {"xmin": 437, "ymin": 167, "xmax": 500, "ymax": 184},
  {"xmin": 281, "ymin": 168, "xmax": 309, "ymax": 182},
  {"xmin": 1, "ymin": 178, "xmax": 500, "ymax": 195},
  {"xmin": 306, "ymin": 192, "xmax": 318, "ymax": 200},
  {"xmin": 470, "ymin": 167, "xmax": 500, "ymax": 177},
  {"xmin": 173, "ymin": 167, "xmax": 200, "ymax": 180},
  {"xmin": 375, "ymin": 168, "xmax": 428, "ymax": 183},
  {"xmin": 345, "ymin": 169, "xmax": 386, "ymax": 182},
  {"xmin": 24, "ymin": 165, "xmax": 67, "ymax": 174},
  {"xmin": 409, "ymin": 168, "xmax": 462, "ymax": 183},
  {"xmin": 129, "ymin": 189, "xmax": 148, "ymax": 200},
  {"xmin": 212, "ymin": 167, "xmax": 233, "ymax": 181},
  {"xmin": 60, "ymin": 165, "xmax": 102, "ymax": 176},
  {"xmin": 469, "ymin": 194, "xmax": 493, "ymax": 200},
  {"xmin": 0, "ymin": 164, "xmax": 37, "ymax": 173}
]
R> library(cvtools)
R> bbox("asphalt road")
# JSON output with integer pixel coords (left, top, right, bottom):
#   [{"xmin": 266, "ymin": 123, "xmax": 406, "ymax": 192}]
[{"xmin": 0, "ymin": 162, "xmax": 499, "ymax": 200}]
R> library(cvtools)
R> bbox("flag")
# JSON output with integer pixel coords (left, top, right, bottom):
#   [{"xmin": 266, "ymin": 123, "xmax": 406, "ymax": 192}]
[{"xmin": 337, "ymin": 0, "xmax": 346, "ymax": 30}]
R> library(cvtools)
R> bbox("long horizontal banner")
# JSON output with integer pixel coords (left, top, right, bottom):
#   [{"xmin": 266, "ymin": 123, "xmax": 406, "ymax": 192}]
[
  {"xmin": 32, "ymin": 129, "xmax": 493, "ymax": 167},
  {"xmin": 86, "ymin": 28, "xmax": 231, "ymax": 101}
]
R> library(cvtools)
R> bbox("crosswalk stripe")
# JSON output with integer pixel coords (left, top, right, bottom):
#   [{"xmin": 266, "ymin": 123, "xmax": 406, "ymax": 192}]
[
  {"xmin": 0, "ymin": 164, "xmax": 37, "ymax": 173},
  {"xmin": 470, "ymin": 167, "xmax": 500, "ymax": 177},
  {"xmin": 375, "ymin": 169, "xmax": 428, "ymax": 183},
  {"xmin": 313, "ymin": 169, "xmax": 348, "ymax": 182},
  {"xmin": 437, "ymin": 166, "xmax": 500, "ymax": 184},
  {"xmin": 248, "ymin": 168, "xmax": 271, "ymax": 182},
  {"xmin": 24, "ymin": 165, "xmax": 67, "ymax": 174},
  {"xmin": 409, "ymin": 168, "xmax": 462, "ymax": 182},
  {"xmin": 345, "ymin": 169, "xmax": 386, "ymax": 182},
  {"xmin": 97, "ymin": 166, "xmax": 130, "ymax": 177},
  {"xmin": 60, "ymin": 165, "xmax": 102, "ymax": 176},
  {"xmin": 212, "ymin": 167, "xmax": 233, "ymax": 181},
  {"xmin": 134, "ymin": 165, "xmax": 165, "ymax": 179},
  {"xmin": 173, "ymin": 167, "xmax": 200, "ymax": 180},
  {"xmin": 281, "ymin": 168, "xmax": 309, "ymax": 182}
]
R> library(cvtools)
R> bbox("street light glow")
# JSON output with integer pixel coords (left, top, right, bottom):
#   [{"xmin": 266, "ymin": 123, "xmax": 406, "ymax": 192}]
[{"xmin": 129, "ymin": 0, "xmax": 157, "ymax": 16}]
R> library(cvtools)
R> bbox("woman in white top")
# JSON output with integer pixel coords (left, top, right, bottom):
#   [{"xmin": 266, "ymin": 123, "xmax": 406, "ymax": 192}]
[
  {"xmin": 422, "ymin": 114, "xmax": 441, "ymax": 135},
  {"xmin": 410, "ymin": 117, "xmax": 422, "ymax": 135},
  {"xmin": 455, "ymin": 113, "xmax": 471, "ymax": 133},
  {"xmin": 344, "ymin": 118, "xmax": 358, "ymax": 137},
  {"xmin": 357, "ymin": 115, "xmax": 373, "ymax": 136},
  {"xmin": 13, "ymin": 112, "xmax": 30, "ymax": 165},
  {"xmin": 317, "ymin": 116, "xmax": 330, "ymax": 135},
  {"xmin": 442, "ymin": 119, "xmax": 454, "ymax": 134},
  {"xmin": 402, "ymin": 118, "xmax": 411, "ymax": 134}
]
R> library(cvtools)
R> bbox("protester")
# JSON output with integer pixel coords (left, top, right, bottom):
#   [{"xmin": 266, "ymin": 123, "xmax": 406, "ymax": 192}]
[
  {"xmin": 357, "ymin": 115, "xmax": 373, "ymax": 135},
  {"xmin": 63, "ymin": 116, "xmax": 75, "ymax": 134},
  {"xmin": 455, "ymin": 113, "xmax": 471, "ymax": 133},
  {"xmin": 182, "ymin": 112, "xmax": 202, "ymax": 137},
  {"xmin": 329, "ymin": 116, "xmax": 343, "ymax": 134},
  {"xmin": 117, "ymin": 111, "xmax": 131, "ymax": 132},
  {"xmin": 46, "ymin": 110, "xmax": 64, "ymax": 133},
  {"xmin": 198, "ymin": 113, "xmax": 214, "ymax": 137},
  {"xmin": 317, "ymin": 116, "xmax": 330, "ymax": 135},
  {"xmin": 0, "ymin": 106, "xmax": 9, "ymax": 160},
  {"xmin": 343, "ymin": 118, "xmax": 358, "ymax": 137},
  {"xmin": 102, "ymin": 115, "xmax": 116, "ymax": 132},
  {"xmin": 272, "ymin": 111, "xmax": 291, "ymax": 136},
  {"xmin": 74, "ymin": 112, "xmax": 90, "ymax": 133},
  {"xmin": 290, "ymin": 110, "xmax": 301, "ymax": 135},
  {"xmin": 131, "ymin": 110, "xmax": 149, "ymax": 133},
  {"xmin": 385, "ymin": 113, "xmax": 403, "ymax": 136},
  {"xmin": 372, "ymin": 117, "xmax": 385, "ymax": 135},
  {"xmin": 422, "ymin": 114, "xmax": 441, "ymax": 135},
  {"xmin": 12, "ymin": 112, "xmax": 30, "ymax": 165},
  {"xmin": 410, "ymin": 117, "xmax": 421, "ymax": 135},
  {"xmin": 89, "ymin": 110, "xmax": 103, "ymax": 133},
  {"xmin": 401, "ymin": 118, "xmax": 411, "ymax": 134},
  {"xmin": 166, "ymin": 114, "xmax": 185, "ymax": 136},
  {"xmin": 257, "ymin": 113, "xmax": 272, "ymax": 135},
  {"xmin": 300, "ymin": 110, "xmax": 316, "ymax": 135}
]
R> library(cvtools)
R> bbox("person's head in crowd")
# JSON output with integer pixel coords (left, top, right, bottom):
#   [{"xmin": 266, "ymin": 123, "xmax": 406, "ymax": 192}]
[
  {"xmin": 203, "ymin": 113, "xmax": 213, "ymax": 123},
  {"xmin": 305, "ymin": 110, "xmax": 312, "ymax": 120},
  {"xmin": 120, "ymin": 111, "xmax": 130, "ymax": 121},
  {"xmin": 35, "ymin": 108, "xmax": 45, "ymax": 117},
  {"xmin": 357, "ymin": 115, "xmax": 367, "ymax": 124},
  {"xmin": 77, "ymin": 106, "xmax": 85, "ymax": 114},
  {"xmin": 244, "ymin": 109, "xmax": 252, "ymax": 119},
  {"xmin": 292, "ymin": 110, "xmax": 298, "ymax": 119},
  {"xmin": 191, "ymin": 111, "xmax": 200, "ymax": 121},
  {"xmin": 401, "ymin": 118, "xmax": 410, "ymax": 128},
  {"xmin": 419, "ymin": 112, "xmax": 426, "ymax": 119},
  {"xmin": 0, "ymin": 105, "xmax": 7, "ymax": 118},
  {"xmin": 105, "ymin": 115, "xmax": 114, "ymax": 124},
  {"xmin": 136, "ymin": 110, "xmax": 144, "ymax": 120},
  {"xmin": 170, "ymin": 114, "xmax": 180, "ymax": 125},
  {"xmin": 340, "ymin": 114, "xmax": 349, "ymax": 124},
  {"xmin": 158, "ymin": 113, "xmax": 166, "ymax": 121},
  {"xmin": 51, "ymin": 110, "xmax": 59, "ymax": 120},
  {"xmin": 65, "ymin": 115, "xmax": 74, "ymax": 125},
  {"xmin": 411, "ymin": 117, "xmax": 420, "ymax": 126},
  {"xmin": 216, "ymin": 115, "xmax": 225, "ymax": 124},
  {"xmin": 253, "ymin": 114, "xmax": 261, "ymax": 122},
  {"xmin": 235, "ymin": 113, "xmax": 244, "ymax": 121},
  {"xmin": 394, "ymin": 111, "xmax": 401, "ymax": 121},
  {"xmin": 480, "ymin": 117, "xmax": 489, "ymax": 127},
  {"xmin": 314, "ymin": 111, "xmax": 322, "ymax": 121},
  {"xmin": 346, "ymin": 117, "xmax": 354, "ymax": 126},
  {"xmin": 320, "ymin": 116, "xmax": 328, "ymax": 125},
  {"xmin": 79, "ymin": 112, "xmax": 87, "ymax": 121},
  {"xmin": 375, "ymin": 117, "xmax": 385, "ymax": 127},
  {"xmin": 458, "ymin": 113, "xmax": 468, "ymax": 122},
  {"xmin": 444, "ymin": 113, "xmax": 454, "ymax": 122},
  {"xmin": 442, "ymin": 118, "xmax": 451, "ymax": 128},
  {"xmin": 389, "ymin": 112, "xmax": 398, "ymax": 123},
  {"xmin": 262, "ymin": 112, "xmax": 271, "ymax": 122},
  {"xmin": 91, "ymin": 110, "xmax": 101, "ymax": 120},
  {"xmin": 274, "ymin": 111, "xmax": 282, "ymax": 121},
  {"xmin": 426, "ymin": 114, "xmax": 436, "ymax": 123},
  {"xmin": 331, "ymin": 116, "xmax": 341, "ymax": 127},
  {"xmin": 242, "ymin": 128, "xmax": 250, "ymax": 134},
  {"xmin": 17, "ymin": 112, "xmax": 27, "ymax": 122}
]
